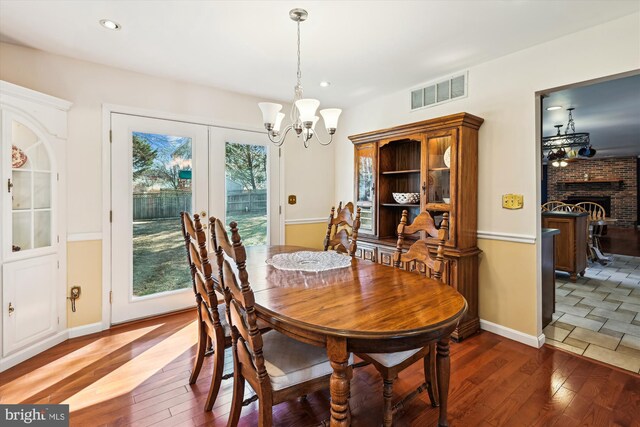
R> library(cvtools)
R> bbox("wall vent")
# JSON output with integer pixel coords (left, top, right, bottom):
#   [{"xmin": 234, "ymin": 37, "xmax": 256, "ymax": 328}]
[{"xmin": 411, "ymin": 71, "xmax": 468, "ymax": 111}]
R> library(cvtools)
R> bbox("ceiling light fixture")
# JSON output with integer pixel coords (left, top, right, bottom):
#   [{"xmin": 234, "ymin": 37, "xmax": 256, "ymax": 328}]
[
  {"xmin": 99, "ymin": 19, "xmax": 121, "ymax": 30},
  {"xmin": 542, "ymin": 108, "xmax": 594, "ymax": 167},
  {"xmin": 546, "ymin": 105, "xmax": 562, "ymax": 111},
  {"xmin": 258, "ymin": 8, "xmax": 341, "ymax": 148},
  {"xmin": 320, "ymin": 81, "xmax": 331, "ymax": 88}
]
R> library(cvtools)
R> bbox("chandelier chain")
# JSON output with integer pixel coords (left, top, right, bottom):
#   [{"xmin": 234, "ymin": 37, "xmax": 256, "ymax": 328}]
[{"xmin": 296, "ymin": 20, "xmax": 302, "ymax": 85}]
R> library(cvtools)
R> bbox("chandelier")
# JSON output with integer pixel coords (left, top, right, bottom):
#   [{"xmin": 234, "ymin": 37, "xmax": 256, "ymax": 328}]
[
  {"xmin": 258, "ymin": 8, "xmax": 341, "ymax": 148},
  {"xmin": 542, "ymin": 108, "xmax": 594, "ymax": 167}
]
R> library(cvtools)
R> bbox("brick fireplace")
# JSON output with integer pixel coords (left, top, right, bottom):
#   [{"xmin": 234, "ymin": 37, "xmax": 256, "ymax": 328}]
[{"xmin": 547, "ymin": 157, "xmax": 638, "ymax": 228}]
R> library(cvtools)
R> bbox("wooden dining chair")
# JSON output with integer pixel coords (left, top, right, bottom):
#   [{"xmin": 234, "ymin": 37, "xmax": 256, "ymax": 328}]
[
  {"xmin": 541, "ymin": 200, "xmax": 567, "ymax": 212},
  {"xmin": 179, "ymin": 212, "xmax": 232, "ymax": 411},
  {"xmin": 212, "ymin": 218, "xmax": 345, "ymax": 427},
  {"xmin": 550, "ymin": 203, "xmax": 575, "ymax": 212},
  {"xmin": 575, "ymin": 201, "xmax": 607, "ymax": 259},
  {"xmin": 357, "ymin": 210, "xmax": 449, "ymax": 427},
  {"xmin": 323, "ymin": 201, "xmax": 362, "ymax": 257}
]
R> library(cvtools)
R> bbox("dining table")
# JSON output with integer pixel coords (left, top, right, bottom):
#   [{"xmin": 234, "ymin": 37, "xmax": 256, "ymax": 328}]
[{"xmin": 236, "ymin": 245, "xmax": 468, "ymax": 427}]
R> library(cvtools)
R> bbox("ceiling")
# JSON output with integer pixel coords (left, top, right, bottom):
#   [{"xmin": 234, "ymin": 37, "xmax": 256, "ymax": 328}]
[
  {"xmin": 543, "ymin": 73, "xmax": 640, "ymax": 158},
  {"xmin": 0, "ymin": 1, "xmax": 638, "ymax": 109}
]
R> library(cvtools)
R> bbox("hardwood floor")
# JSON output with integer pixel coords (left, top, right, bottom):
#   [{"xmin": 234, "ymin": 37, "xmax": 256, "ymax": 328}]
[{"xmin": 1, "ymin": 311, "xmax": 639, "ymax": 426}]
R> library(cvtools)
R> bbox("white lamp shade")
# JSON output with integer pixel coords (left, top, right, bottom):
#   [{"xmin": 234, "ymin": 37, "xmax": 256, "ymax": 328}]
[
  {"xmin": 258, "ymin": 102, "xmax": 282, "ymax": 124},
  {"xmin": 295, "ymin": 99, "xmax": 320, "ymax": 122},
  {"xmin": 320, "ymin": 108, "xmax": 342, "ymax": 129},
  {"xmin": 311, "ymin": 116, "xmax": 319, "ymax": 130},
  {"xmin": 273, "ymin": 112, "xmax": 285, "ymax": 132}
]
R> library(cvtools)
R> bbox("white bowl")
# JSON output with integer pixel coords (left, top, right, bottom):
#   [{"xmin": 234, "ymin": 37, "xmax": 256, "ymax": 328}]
[
  {"xmin": 443, "ymin": 197, "xmax": 450, "ymax": 204},
  {"xmin": 392, "ymin": 192, "xmax": 420, "ymax": 204}
]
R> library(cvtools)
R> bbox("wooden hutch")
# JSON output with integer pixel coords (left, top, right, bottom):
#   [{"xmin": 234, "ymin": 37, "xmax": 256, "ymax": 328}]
[{"xmin": 349, "ymin": 112, "xmax": 483, "ymax": 341}]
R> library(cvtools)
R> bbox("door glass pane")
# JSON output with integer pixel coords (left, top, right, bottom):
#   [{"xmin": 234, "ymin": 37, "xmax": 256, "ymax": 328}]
[
  {"xmin": 11, "ymin": 170, "xmax": 31, "ymax": 210},
  {"xmin": 34, "ymin": 172, "xmax": 51, "ymax": 209},
  {"xmin": 34, "ymin": 210, "xmax": 52, "ymax": 248},
  {"xmin": 427, "ymin": 136, "xmax": 452, "ymax": 204},
  {"xmin": 12, "ymin": 212, "xmax": 32, "ymax": 251},
  {"xmin": 225, "ymin": 142, "xmax": 268, "ymax": 246},
  {"xmin": 131, "ymin": 132, "xmax": 192, "ymax": 297}
]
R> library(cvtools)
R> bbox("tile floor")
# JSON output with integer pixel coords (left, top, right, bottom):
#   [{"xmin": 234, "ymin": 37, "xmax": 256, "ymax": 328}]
[{"xmin": 544, "ymin": 253, "xmax": 640, "ymax": 374}]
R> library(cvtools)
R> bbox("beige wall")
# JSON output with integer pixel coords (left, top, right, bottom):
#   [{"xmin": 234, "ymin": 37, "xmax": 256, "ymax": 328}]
[
  {"xmin": 333, "ymin": 13, "xmax": 640, "ymax": 337},
  {"xmin": 478, "ymin": 239, "xmax": 537, "ymax": 335},
  {"xmin": 0, "ymin": 42, "xmax": 335, "ymax": 327},
  {"xmin": 285, "ymin": 223, "xmax": 327, "ymax": 250},
  {"xmin": 66, "ymin": 240, "xmax": 102, "ymax": 327}
]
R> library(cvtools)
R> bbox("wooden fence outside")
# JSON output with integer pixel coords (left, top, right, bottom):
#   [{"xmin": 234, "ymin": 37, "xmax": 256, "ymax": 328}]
[
  {"xmin": 227, "ymin": 189, "xmax": 267, "ymax": 214},
  {"xmin": 133, "ymin": 189, "xmax": 266, "ymax": 220}
]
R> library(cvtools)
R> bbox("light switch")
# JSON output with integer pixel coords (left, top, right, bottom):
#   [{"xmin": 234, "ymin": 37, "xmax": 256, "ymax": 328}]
[
  {"xmin": 502, "ymin": 194, "xmax": 524, "ymax": 210},
  {"xmin": 288, "ymin": 195, "xmax": 297, "ymax": 205}
]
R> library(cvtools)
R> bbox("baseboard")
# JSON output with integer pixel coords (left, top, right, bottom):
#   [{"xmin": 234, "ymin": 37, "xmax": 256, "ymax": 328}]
[
  {"xmin": 480, "ymin": 319, "xmax": 545, "ymax": 348},
  {"xmin": 68, "ymin": 321, "xmax": 103, "ymax": 338},
  {"xmin": 0, "ymin": 331, "xmax": 68, "ymax": 372}
]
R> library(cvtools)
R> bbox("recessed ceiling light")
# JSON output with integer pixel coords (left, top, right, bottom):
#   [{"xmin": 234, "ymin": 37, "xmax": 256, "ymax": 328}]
[
  {"xmin": 546, "ymin": 105, "xmax": 562, "ymax": 111},
  {"xmin": 99, "ymin": 19, "xmax": 121, "ymax": 30},
  {"xmin": 320, "ymin": 81, "xmax": 331, "ymax": 88}
]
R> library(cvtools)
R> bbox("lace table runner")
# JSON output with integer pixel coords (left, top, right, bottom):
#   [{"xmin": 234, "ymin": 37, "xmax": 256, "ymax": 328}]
[{"xmin": 266, "ymin": 251, "xmax": 352, "ymax": 272}]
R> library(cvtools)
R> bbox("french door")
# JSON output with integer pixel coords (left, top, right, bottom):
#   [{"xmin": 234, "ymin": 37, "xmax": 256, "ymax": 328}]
[{"xmin": 110, "ymin": 113, "xmax": 280, "ymax": 324}]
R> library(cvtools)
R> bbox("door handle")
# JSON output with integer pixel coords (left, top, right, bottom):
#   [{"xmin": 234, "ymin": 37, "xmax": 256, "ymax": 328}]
[
  {"xmin": 422, "ymin": 181, "xmax": 427, "ymax": 196},
  {"xmin": 8, "ymin": 302, "xmax": 14, "ymax": 316},
  {"xmin": 200, "ymin": 211, "xmax": 207, "ymax": 229}
]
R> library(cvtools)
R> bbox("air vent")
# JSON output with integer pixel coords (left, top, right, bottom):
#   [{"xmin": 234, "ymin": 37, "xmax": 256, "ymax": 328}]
[{"xmin": 411, "ymin": 71, "xmax": 468, "ymax": 111}]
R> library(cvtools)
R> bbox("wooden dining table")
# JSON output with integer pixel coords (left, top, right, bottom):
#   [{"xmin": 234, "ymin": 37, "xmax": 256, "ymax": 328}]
[{"xmin": 237, "ymin": 245, "xmax": 467, "ymax": 427}]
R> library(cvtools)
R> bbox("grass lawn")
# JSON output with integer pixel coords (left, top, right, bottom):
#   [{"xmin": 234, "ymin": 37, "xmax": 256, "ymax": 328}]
[{"xmin": 133, "ymin": 212, "xmax": 267, "ymax": 296}]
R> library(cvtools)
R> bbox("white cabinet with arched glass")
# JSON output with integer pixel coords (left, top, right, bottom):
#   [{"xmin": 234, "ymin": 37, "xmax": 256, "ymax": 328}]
[
  {"xmin": 1, "ymin": 81, "xmax": 71, "ymax": 370},
  {"xmin": 7, "ymin": 115, "xmax": 56, "ymax": 257}
]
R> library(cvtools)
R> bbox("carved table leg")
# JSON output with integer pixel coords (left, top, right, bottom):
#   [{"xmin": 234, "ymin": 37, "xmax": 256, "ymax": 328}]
[
  {"xmin": 436, "ymin": 338, "xmax": 450, "ymax": 427},
  {"xmin": 327, "ymin": 336, "xmax": 351, "ymax": 426}
]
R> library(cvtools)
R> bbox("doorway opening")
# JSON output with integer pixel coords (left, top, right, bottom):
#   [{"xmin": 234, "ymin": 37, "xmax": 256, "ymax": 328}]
[{"xmin": 536, "ymin": 70, "xmax": 640, "ymax": 374}]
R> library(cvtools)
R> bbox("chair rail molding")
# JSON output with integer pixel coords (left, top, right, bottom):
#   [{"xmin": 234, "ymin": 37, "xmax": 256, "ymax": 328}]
[{"xmin": 477, "ymin": 230, "xmax": 536, "ymax": 244}]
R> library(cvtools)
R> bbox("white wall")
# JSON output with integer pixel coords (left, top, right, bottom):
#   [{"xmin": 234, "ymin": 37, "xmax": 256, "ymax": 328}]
[
  {"xmin": 333, "ymin": 12, "xmax": 640, "ymax": 238},
  {"xmin": 0, "ymin": 42, "xmax": 335, "ymax": 233}
]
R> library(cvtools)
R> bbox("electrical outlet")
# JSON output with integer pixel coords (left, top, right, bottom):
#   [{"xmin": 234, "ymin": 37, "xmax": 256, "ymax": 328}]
[
  {"xmin": 502, "ymin": 194, "xmax": 524, "ymax": 210},
  {"xmin": 288, "ymin": 195, "xmax": 297, "ymax": 205}
]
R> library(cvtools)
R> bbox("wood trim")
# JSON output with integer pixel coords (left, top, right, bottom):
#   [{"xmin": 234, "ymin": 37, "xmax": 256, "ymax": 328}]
[
  {"xmin": 67, "ymin": 232, "xmax": 103, "ymax": 242},
  {"xmin": 0, "ymin": 80, "xmax": 73, "ymax": 110},
  {"xmin": 349, "ymin": 112, "xmax": 484, "ymax": 144},
  {"xmin": 479, "ymin": 319, "xmax": 545, "ymax": 349},
  {"xmin": 67, "ymin": 322, "xmax": 103, "ymax": 338},
  {"xmin": 284, "ymin": 217, "xmax": 327, "ymax": 225},
  {"xmin": 477, "ymin": 231, "xmax": 536, "ymax": 244}
]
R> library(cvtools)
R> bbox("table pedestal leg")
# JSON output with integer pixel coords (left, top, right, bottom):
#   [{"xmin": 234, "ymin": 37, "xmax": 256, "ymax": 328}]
[
  {"xmin": 327, "ymin": 336, "xmax": 351, "ymax": 427},
  {"xmin": 436, "ymin": 338, "xmax": 450, "ymax": 427}
]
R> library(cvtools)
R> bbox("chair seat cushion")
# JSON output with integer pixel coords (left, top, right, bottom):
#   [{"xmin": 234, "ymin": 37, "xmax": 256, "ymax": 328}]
[
  {"xmin": 365, "ymin": 348, "xmax": 422, "ymax": 368},
  {"xmin": 262, "ymin": 331, "xmax": 353, "ymax": 391}
]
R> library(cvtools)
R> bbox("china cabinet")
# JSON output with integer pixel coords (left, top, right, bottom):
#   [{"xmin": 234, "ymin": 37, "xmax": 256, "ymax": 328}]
[
  {"xmin": 350, "ymin": 112, "xmax": 483, "ymax": 341},
  {"xmin": 0, "ymin": 81, "xmax": 71, "ymax": 370}
]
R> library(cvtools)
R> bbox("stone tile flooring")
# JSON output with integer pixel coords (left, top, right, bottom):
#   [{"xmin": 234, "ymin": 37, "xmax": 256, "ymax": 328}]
[{"xmin": 544, "ymin": 254, "xmax": 640, "ymax": 374}]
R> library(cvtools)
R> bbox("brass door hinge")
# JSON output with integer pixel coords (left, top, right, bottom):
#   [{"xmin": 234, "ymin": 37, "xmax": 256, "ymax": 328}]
[
  {"xmin": 109, "ymin": 291, "xmax": 113, "ymax": 304},
  {"xmin": 109, "ymin": 130, "xmax": 113, "ymax": 143},
  {"xmin": 110, "ymin": 210, "xmax": 113, "ymax": 223}
]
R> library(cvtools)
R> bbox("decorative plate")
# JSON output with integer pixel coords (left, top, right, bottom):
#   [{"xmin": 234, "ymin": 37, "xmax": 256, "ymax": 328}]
[
  {"xmin": 266, "ymin": 251, "xmax": 352, "ymax": 272},
  {"xmin": 12, "ymin": 145, "xmax": 27, "ymax": 168},
  {"xmin": 443, "ymin": 147, "xmax": 451, "ymax": 168}
]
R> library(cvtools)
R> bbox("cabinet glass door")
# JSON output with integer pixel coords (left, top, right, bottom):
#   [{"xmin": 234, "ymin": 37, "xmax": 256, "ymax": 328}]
[
  {"xmin": 8, "ymin": 118, "xmax": 53, "ymax": 256},
  {"xmin": 355, "ymin": 143, "xmax": 376, "ymax": 234},
  {"xmin": 425, "ymin": 131, "xmax": 456, "ymax": 207}
]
